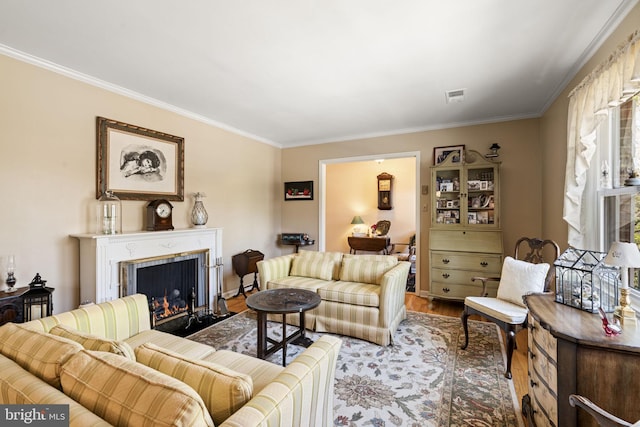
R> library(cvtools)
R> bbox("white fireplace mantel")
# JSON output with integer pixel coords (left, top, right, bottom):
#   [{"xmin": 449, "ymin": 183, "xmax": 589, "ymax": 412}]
[{"xmin": 71, "ymin": 228, "xmax": 222, "ymax": 307}]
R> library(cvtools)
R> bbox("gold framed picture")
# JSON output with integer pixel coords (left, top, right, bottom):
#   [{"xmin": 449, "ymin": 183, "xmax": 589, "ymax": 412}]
[{"xmin": 96, "ymin": 117, "xmax": 184, "ymax": 201}]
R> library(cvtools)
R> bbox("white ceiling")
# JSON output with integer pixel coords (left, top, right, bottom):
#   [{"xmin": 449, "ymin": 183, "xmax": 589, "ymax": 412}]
[{"xmin": 0, "ymin": 1, "xmax": 637, "ymax": 147}]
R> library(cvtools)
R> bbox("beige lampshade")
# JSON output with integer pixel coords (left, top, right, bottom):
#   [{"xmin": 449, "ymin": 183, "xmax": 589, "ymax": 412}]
[
  {"xmin": 604, "ymin": 242, "xmax": 640, "ymax": 267},
  {"xmin": 351, "ymin": 216, "xmax": 365, "ymax": 225}
]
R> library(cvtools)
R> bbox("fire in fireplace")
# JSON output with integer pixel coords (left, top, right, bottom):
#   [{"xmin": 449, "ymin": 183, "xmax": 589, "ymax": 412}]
[
  {"xmin": 151, "ymin": 287, "xmax": 190, "ymax": 320},
  {"xmin": 120, "ymin": 250, "xmax": 209, "ymax": 325}
]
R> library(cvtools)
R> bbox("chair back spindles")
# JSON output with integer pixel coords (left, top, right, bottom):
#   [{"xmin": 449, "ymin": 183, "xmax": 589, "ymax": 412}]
[{"xmin": 514, "ymin": 237, "xmax": 561, "ymax": 292}]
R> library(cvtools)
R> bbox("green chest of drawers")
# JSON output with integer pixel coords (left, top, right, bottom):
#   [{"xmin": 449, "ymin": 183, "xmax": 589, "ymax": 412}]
[{"xmin": 428, "ymin": 229, "xmax": 503, "ymax": 302}]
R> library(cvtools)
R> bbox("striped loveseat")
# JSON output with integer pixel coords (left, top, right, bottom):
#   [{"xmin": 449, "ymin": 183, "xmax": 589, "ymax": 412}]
[
  {"xmin": 0, "ymin": 294, "xmax": 341, "ymax": 427},
  {"xmin": 258, "ymin": 251, "xmax": 410, "ymax": 346}
]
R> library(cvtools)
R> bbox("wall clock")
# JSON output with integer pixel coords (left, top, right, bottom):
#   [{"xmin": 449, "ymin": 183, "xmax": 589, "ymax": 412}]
[
  {"xmin": 146, "ymin": 199, "xmax": 174, "ymax": 231},
  {"xmin": 377, "ymin": 172, "xmax": 393, "ymax": 210}
]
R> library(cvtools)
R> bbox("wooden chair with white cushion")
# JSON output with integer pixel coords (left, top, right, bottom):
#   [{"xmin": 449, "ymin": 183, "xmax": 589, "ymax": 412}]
[{"xmin": 460, "ymin": 237, "xmax": 560, "ymax": 379}]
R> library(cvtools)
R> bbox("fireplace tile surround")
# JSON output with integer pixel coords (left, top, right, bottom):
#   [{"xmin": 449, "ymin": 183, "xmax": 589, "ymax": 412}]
[{"xmin": 71, "ymin": 228, "xmax": 222, "ymax": 313}]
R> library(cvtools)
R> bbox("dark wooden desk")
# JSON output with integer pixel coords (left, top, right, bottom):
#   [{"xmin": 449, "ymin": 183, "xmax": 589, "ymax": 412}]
[{"xmin": 347, "ymin": 236, "xmax": 391, "ymax": 254}]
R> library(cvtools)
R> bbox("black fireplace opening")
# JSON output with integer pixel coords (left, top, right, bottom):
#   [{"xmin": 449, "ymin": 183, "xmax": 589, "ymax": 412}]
[
  {"xmin": 121, "ymin": 251, "xmax": 209, "ymax": 326},
  {"xmin": 140, "ymin": 258, "xmax": 195, "ymax": 320}
]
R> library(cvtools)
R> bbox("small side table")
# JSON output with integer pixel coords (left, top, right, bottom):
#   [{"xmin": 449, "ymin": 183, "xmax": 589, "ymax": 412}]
[
  {"xmin": 232, "ymin": 250, "xmax": 264, "ymax": 298},
  {"xmin": 0, "ymin": 287, "xmax": 28, "ymax": 325},
  {"xmin": 347, "ymin": 236, "xmax": 391, "ymax": 254},
  {"xmin": 281, "ymin": 240, "xmax": 315, "ymax": 253},
  {"xmin": 246, "ymin": 288, "xmax": 321, "ymax": 366}
]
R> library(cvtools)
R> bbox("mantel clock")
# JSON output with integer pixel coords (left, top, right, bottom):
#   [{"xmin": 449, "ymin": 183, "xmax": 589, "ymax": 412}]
[{"xmin": 146, "ymin": 199, "xmax": 174, "ymax": 231}]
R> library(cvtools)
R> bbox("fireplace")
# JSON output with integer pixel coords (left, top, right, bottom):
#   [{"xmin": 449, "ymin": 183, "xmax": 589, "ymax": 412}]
[
  {"xmin": 120, "ymin": 250, "xmax": 209, "ymax": 325},
  {"xmin": 71, "ymin": 228, "xmax": 222, "ymax": 315}
]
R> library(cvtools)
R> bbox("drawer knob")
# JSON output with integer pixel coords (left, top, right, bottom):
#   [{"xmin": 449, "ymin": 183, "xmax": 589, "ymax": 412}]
[
  {"xmin": 442, "ymin": 287, "xmax": 450, "ymax": 293},
  {"xmin": 442, "ymin": 273, "xmax": 450, "ymax": 279},
  {"xmin": 480, "ymin": 261, "xmax": 488, "ymax": 267},
  {"xmin": 442, "ymin": 258, "xmax": 450, "ymax": 264},
  {"xmin": 530, "ymin": 379, "xmax": 538, "ymax": 388},
  {"xmin": 530, "ymin": 352, "xmax": 536, "ymax": 360}
]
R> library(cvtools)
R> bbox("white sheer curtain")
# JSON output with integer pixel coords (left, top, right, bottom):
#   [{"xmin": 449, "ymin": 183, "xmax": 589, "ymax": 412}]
[{"xmin": 564, "ymin": 30, "xmax": 640, "ymax": 248}]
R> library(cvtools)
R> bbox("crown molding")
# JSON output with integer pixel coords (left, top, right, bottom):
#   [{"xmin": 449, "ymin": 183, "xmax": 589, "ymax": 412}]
[{"xmin": 0, "ymin": 44, "xmax": 280, "ymax": 148}]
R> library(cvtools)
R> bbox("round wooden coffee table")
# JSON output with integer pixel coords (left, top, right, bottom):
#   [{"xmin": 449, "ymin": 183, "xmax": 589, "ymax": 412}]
[{"xmin": 246, "ymin": 288, "xmax": 321, "ymax": 366}]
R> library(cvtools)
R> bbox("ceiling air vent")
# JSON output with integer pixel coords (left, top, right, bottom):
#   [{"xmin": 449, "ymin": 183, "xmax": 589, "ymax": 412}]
[{"xmin": 445, "ymin": 89, "xmax": 465, "ymax": 104}]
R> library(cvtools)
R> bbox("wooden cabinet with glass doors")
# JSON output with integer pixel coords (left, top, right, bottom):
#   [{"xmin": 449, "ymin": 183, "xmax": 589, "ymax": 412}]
[{"xmin": 429, "ymin": 150, "xmax": 504, "ymax": 304}]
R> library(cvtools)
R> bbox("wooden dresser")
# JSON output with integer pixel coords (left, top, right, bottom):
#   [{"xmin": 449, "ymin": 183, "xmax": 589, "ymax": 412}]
[{"xmin": 523, "ymin": 294, "xmax": 640, "ymax": 427}]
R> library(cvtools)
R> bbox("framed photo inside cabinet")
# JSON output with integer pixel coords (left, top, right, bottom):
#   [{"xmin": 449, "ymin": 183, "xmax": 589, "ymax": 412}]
[
  {"xmin": 440, "ymin": 182, "xmax": 454, "ymax": 192},
  {"xmin": 434, "ymin": 145, "xmax": 465, "ymax": 165},
  {"xmin": 96, "ymin": 117, "xmax": 184, "ymax": 201},
  {"xmin": 467, "ymin": 180, "xmax": 481, "ymax": 191},
  {"xmin": 284, "ymin": 181, "xmax": 313, "ymax": 201}
]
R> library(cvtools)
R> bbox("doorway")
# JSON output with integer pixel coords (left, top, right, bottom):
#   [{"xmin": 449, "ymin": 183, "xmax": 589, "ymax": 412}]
[{"xmin": 318, "ymin": 151, "xmax": 420, "ymax": 293}]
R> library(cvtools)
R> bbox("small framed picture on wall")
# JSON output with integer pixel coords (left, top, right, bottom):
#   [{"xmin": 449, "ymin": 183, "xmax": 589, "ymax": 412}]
[{"xmin": 284, "ymin": 181, "xmax": 314, "ymax": 201}]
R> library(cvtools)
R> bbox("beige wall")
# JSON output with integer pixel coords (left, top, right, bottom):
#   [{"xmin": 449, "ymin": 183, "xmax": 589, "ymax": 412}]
[
  {"xmin": 282, "ymin": 119, "xmax": 542, "ymax": 295},
  {"xmin": 325, "ymin": 157, "xmax": 416, "ymax": 253},
  {"xmin": 0, "ymin": 54, "xmax": 281, "ymax": 312},
  {"xmin": 540, "ymin": 3, "xmax": 640, "ymax": 247}
]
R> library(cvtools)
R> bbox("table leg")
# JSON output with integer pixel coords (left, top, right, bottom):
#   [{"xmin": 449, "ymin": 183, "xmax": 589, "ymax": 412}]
[
  {"xmin": 256, "ymin": 311, "xmax": 267, "ymax": 359},
  {"xmin": 281, "ymin": 314, "xmax": 287, "ymax": 367},
  {"xmin": 299, "ymin": 310, "xmax": 306, "ymax": 339},
  {"xmin": 292, "ymin": 311, "xmax": 314, "ymax": 348},
  {"xmin": 234, "ymin": 277, "xmax": 247, "ymax": 298}
]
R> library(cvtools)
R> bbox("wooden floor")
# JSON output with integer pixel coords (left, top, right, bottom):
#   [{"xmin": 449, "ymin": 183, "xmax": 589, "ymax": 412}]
[{"xmin": 226, "ymin": 291, "xmax": 529, "ymax": 420}]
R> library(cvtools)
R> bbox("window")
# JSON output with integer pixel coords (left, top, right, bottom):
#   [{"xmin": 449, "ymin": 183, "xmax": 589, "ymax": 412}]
[{"xmin": 597, "ymin": 94, "xmax": 640, "ymax": 290}]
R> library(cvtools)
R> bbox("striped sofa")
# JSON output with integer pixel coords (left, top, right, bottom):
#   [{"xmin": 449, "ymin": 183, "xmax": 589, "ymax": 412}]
[
  {"xmin": 0, "ymin": 294, "xmax": 341, "ymax": 427},
  {"xmin": 258, "ymin": 251, "xmax": 410, "ymax": 346}
]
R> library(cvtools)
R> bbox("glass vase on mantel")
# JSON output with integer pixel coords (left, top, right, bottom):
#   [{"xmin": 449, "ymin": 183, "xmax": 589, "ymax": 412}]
[
  {"xmin": 96, "ymin": 191, "xmax": 122, "ymax": 234},
  {"xmin": 5, "ymin": 254, "xmax": 16, "ymax": 292},
  {"xmin": 191, "ymin": 192, "xmax": 208, "ymax": 228}
]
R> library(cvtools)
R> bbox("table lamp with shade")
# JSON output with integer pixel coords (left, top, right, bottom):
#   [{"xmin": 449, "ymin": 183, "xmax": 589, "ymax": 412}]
[
  {"xmin": 351, "ymin": 216, "xmax": 365, "ymax": 236},
  {"xmin": 604, "ymin": 241, "xmax": 640, "ymax": 325}
]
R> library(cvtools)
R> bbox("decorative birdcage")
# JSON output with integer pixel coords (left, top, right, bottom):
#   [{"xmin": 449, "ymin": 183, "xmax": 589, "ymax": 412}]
[{"xmin": 554, "ymin": 247, "xmax": 620, "ymax": 313}]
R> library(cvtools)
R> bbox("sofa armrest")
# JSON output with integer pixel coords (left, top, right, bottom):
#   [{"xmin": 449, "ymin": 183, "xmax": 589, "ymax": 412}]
[
  {"xmin": 378, "ymin": 261, "xmax": 411, "ymax": 327},
  {"xmin": 23, "ymin": 294, "xmax": 151, "ymax": 340},
  {"xmin": 257, "ymin": 254, "xmax": 296, "ymax": 288},
  {"xmin": 220, "ymin": 335, "xmax": 341, "ymax": 427}
]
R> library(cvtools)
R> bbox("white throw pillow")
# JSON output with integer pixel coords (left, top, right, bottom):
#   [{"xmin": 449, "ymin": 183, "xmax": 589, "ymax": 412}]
[{"xmin": 496, "ymin": 256, "xmax": 550, "ymax": 307}]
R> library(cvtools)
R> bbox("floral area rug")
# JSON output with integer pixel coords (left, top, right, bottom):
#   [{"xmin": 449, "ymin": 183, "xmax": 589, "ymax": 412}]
[{"xmin": 187, "ymin": 310, "xmax": 524, "ymax": 427}]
